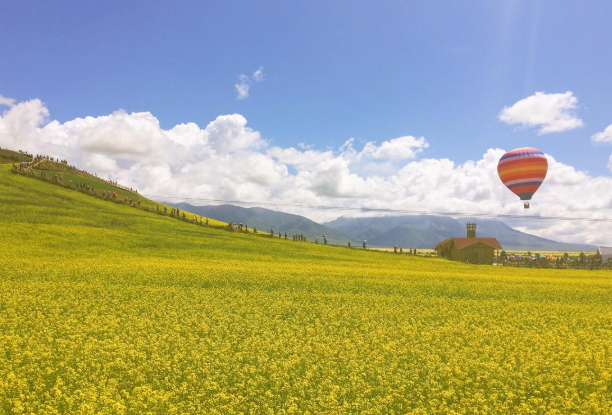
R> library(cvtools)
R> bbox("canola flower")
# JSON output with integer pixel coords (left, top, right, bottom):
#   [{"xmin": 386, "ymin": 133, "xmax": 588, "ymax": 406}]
[{"xmin": 1, "ymin": 165, "xmax": 611, "ymax": 414}]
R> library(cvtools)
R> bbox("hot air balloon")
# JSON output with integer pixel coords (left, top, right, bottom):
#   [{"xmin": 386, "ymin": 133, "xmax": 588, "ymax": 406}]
[{"xmin": 497, "ymin": 147, "xmax": 548, "ymax": 209}]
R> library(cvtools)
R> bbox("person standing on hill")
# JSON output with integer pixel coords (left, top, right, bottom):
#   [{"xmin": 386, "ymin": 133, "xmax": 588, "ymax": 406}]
[
  {"xmin": 394, "ymin": 245, "xmax": 398, "ymax": 254},
  {"xmin": 323, "ymin": 236, "xmax": 328, "ymax": 245},
  {"xmin": 284, "ymin": 232, "xmax": 287, "ymax": 239},
  {"xmin": 348, "ymin": 241, "xmax": 351, "ymax": 248},
  {"xmin": 363, "ymin": 240, "xmax": 367, "ymax": 249}
]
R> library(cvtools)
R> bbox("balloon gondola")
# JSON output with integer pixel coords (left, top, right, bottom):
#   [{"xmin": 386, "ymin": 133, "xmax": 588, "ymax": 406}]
[{"xmin": 497, "ymin": 147, "xmax": 548, "ymax": 209}]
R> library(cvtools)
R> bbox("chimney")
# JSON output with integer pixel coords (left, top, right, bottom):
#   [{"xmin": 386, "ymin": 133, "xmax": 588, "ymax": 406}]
[{"xmin": 466, "ymin": 222, "xmax": 476, "ymax": 238}]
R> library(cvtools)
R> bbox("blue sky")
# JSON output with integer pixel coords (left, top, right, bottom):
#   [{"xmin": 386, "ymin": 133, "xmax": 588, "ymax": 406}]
[{"xmin": 2, "ymin": 0, "xmax": 612, "ymax": 175}]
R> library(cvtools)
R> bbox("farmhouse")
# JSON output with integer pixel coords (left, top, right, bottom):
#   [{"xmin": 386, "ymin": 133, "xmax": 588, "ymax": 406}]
[
  {"xmin": 434, "ymin": 223, "xmax": 502, "ymax": 263},
  {"xmin": 595, "ymin": 246, "xmax": 612, "ymax": 262}
]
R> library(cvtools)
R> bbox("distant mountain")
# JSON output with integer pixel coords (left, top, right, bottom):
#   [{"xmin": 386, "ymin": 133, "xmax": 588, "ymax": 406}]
[
  {"xmin": 325, "ymin": 215, "xmax": 595, "ymax": 251},
  {"xmin": 168, "ymin": 203, "xmax": 594, "ymax": 251},
  {"xmin": 169, "ymin": 203, "xmax": 358, "ymax": 245}
]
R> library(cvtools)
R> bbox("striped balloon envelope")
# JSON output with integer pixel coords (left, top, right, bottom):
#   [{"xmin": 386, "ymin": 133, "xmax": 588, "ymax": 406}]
[{"xmin": 497, "ymin": 147, "xmax": 548, "ymax": 201}]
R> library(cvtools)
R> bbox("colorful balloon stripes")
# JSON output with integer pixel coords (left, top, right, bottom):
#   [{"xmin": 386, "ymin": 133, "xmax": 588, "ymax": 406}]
[{"xmin": 498, "ymin": 147, "xmax": 548, "ymax": 201}]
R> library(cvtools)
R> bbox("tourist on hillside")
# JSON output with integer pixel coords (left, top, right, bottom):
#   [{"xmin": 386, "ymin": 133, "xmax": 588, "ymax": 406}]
[
  {"xmin": 323, "ymin": 236, "xmax": 328, "ymax": 245},
  {"xmin": 348, "ymin": 241, "xmax": 351, "ymax": 248},
  {"xmin": 363, "ymin": 240, "xmax": 367, "ymax": 249}
]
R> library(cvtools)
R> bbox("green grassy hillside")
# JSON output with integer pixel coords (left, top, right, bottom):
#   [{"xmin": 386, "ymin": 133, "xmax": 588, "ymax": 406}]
[
  {"xmin": 0, "ymin": 147, "xmax": 32, "ymax": 164},
  {"xmin": 1, "ymin": 164, "xmax": 611, "ymax": 414},
  {"xmin": 9, "ymin": 158, "xmax": 229, "ymax": 228}
]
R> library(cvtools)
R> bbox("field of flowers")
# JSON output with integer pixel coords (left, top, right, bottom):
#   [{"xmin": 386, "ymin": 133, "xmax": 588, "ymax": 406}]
[{"xmin": 1, "ymin": 164, "xmax": 611, "ymax": 414}]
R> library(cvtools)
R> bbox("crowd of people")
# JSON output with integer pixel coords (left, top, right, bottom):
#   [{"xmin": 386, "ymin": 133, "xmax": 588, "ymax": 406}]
[{"xmin": 14, "ymin": 155, "xmax": 136, "ymax": 193}]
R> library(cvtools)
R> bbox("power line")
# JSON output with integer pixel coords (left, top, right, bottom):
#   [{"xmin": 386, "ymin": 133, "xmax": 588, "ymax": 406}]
[{"xmin": 140, "ymin": 194, "xmax": 612, "ymax": 224}]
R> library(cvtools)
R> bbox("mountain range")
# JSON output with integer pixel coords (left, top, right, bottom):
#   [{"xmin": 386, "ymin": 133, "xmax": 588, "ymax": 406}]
[
  {"xmin": 170, "ymin": 203, "xmax": 357, "ymax": 245},
  {"xmin": 170, "ymin": 202, "xmax": 595, "ymax": 251},
  {"xmin": 325, "ymin": 215, "xmax": 594, "ymax": 251}
]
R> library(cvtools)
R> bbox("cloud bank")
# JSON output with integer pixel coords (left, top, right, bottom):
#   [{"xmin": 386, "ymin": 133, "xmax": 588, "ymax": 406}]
[
  {"xmin": 499, "ymin": 91, "xmax": 583, "ymax": 134},
  {"xmin": 1, "ymin": 96, "xmax": 611, "ymax": 245}
]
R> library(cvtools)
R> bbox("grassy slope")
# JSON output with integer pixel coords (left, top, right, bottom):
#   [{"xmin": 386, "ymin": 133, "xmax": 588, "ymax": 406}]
[
  {"xmin": 0, "ymin": 148, "xmax": 32, "ymax": 164},
  {"xmin": 1, "ymin": 165, "xmax": 612, "ymax": 414},
  {"xmin": 13, "ymin": 161, "xmax": 229, "ymax": 228}
]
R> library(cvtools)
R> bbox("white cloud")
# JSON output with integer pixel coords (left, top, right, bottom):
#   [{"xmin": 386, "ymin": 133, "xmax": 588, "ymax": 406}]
[
  {"xmin": 268, "ymin": 146, "xmax": 334, "ymax": 171},
  {"xmin": 235, "ymin": 75, "xmax": 250, "ymax": 100},
  {"xmin": 591, "ymin": 123, "xmax": 612, "ymax": 172},
  {"xmin": 1, "ymin": 95, "xmax": 612, "ymax": 245},
  {"xmin": 203, "ymin": 114, "xmax": 265, "ymax": 153},
  {"xmin": 499, "ymin": 91, "xmax": 583, "ymax": 134},
  {"xmin": 0, "ymin": 94, "xmax": 15, "ymax": 107},
  {"xmin": 309, "ymin": 158, "xmax": 373, "ymax": 198},
  {"xmin": 592, "ymin": 124, "xmax": 612, "ymax": 143},
  {"xmin": 253, "ymin": 67, "xmax": 264, "ymax": 82},
  {"xmin": 234, "ymin": 67, "xmax": 265, "ymax": 100},
  {"xmin": 360, "ymin": 136, "xmax": 428, "ymax": 161}
]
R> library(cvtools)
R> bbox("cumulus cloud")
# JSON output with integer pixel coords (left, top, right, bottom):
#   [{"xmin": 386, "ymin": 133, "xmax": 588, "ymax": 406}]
[
  {"xmin": 360, "ymin": 136, "xmax": 428, "ymax": 161},
  {"xmin": 592, "ymin": 124, "xmax": 612, "ymax": 143},
  {"xmin": 499, "ymin": 91, "xmax": 583, "ymax": 134},
  {"xmin": 0, "ymin": 94, "xmax": 15, "ymax": 107},
  {"xmin": 1, "ymin": 95, "xmax": 612, "ymax": 245}
]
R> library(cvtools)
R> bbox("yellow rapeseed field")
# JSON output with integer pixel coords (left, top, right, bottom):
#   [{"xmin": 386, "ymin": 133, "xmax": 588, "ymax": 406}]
[{"xmin": 1, "ymin": 165, "xmax": 611, "ymax": 414}]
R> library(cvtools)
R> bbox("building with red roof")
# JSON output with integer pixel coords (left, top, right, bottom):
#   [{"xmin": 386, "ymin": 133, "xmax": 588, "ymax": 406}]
[{"xmin": 434, "ymin": 223, "xmax": 502, "ymax": 263}]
